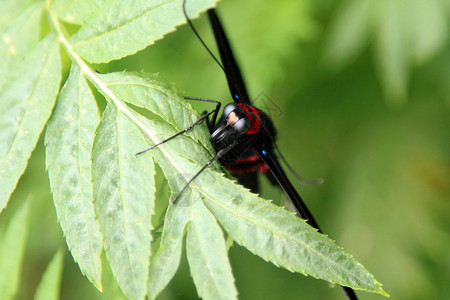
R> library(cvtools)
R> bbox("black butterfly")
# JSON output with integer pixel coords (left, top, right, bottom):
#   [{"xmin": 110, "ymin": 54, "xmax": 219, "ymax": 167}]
[{"xmin": 138, "ymin": 2, "xmax": 358, "ymax": 299}]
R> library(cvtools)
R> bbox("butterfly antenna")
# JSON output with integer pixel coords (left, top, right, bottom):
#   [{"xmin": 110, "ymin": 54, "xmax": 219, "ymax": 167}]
[
  {"xmin": 260, "ymin": 125, "xmax": 324, "ymax": 186},
  {"xmin": 183, "ymin": 0, "xmax": 225, "ymax": 72},
  {"xmin": 273, "ymin": 142, "xmax": 324, "ymax": 186}
]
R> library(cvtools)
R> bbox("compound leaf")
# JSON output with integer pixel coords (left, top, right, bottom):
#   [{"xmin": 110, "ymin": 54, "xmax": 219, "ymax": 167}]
[
  {"xmin": 97, "ymin": 71, "xmax": 387, "ymax": 296},
  {"xmin": 51, "ymin": 0, "xmax": 107, "ymax": 24},
  {"xmin": 92, "ymin": 103, "xmax": 156, "ymax": 300},
  {"xmin": 0, "ymin": 34, "xmax": 61, "ymax": 212},
  {"xmin": 34, "ymin": 250, "xmax": 64, "ymax": 300},
  {"xmin": 148, "ymin": 205, "xmax": 189, "ymax": 300},
  {"xmin": 0, "ymin": 2, "xmax": 42, "ymax": 89},
  {"xmin": 0, "ymin": 200, "xmax": 30, "ymax": 300},
  {"xmin": 69, "ymin": 0, "xmax": 220, "ymax": 63},
  {"xmin": 186, "ymin": 200, "xmax": 237, "ymax": 300},
  {"xmin": 45, "ymin": 65, "xmax": 103, "ymax": 289}
]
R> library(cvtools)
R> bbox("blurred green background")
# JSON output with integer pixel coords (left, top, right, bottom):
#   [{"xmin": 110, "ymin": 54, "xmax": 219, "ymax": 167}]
[{"xmin": 1, "ymin": 0, "xmax": 449, "ymax": 299}]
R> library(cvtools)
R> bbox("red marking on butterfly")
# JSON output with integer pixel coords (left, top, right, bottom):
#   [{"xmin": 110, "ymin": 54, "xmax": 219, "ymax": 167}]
[
  {"xmin": 237, "ymin": 104, "xmax": 261, "ymax": 134},
  {"xmin": 225, "ymin": 155, "xmax": 268, "ymax": 175}
]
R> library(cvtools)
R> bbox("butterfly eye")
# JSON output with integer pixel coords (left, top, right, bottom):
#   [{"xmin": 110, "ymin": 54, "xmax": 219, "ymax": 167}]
[
  {"xmin": 233, "ymin": 118, "xmax": 250, "ymax": 134},
  {"xmin": 223, "ymin": 103, "xmax": 237, "ymax": 117}
]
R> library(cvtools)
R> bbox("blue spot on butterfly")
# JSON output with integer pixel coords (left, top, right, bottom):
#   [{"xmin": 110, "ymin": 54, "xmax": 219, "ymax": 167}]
[
  {"xmin": 234, "ymin": 94, "xmax": 239, "ymax": 100},
  {"xmin": 262, "ymin": 150, "xmax": 267, "ymax": 156}
]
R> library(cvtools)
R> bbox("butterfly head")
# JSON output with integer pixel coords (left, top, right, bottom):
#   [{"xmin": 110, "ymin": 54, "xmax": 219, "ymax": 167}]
[{"xmin": 210, "ymin": 103, "xmax": 250, "ymax": 148}]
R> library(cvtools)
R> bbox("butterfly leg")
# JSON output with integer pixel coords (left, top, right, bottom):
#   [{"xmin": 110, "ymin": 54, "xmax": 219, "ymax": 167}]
[
  {"xmin": 136, "ymin": 108, "xmax": 218, "ymax": 155},
  {"xmin": 171, "ymin": 140, "xmax": 237, "ymax": 204},
  {"xmin": 184, "ymin": 96, "xmax": 221, "ymax": 131}
]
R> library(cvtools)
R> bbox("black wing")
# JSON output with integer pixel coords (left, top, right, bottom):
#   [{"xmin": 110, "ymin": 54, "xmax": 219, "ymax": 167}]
[
  {"xmin": 208, "ymin": 9, "xmax": 250, "ymax": 104},
  {"xmin": 259, "ymin": 150, "xmax": 359, "ymax": 300},
  {"xmin": 206, "ymin": 8, "xmax": 358, "ymax": 299},
  {"xmin": 208, "ymin": 8, "xmax": 258, "ymax": 190},
  {"xmin": 258, "ymin": 150, "xmax": 321, "ymax": 230},
  {"xmin": 235, "ymin": 172, "xmax": 259, "ymax": 194}
]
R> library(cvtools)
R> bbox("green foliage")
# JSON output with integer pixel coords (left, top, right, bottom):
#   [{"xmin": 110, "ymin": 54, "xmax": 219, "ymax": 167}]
[
  {"xmin": 92, "ymin": 103, "xmax": 155, "ymax": 299},
  {"xmin": 1, "ymin": 0, "xmax": 448, "ymax": 299},
  {"xmin": 0, "ymin": 2, "xmax": 42, "ymax": 84},
  {"xmin": 66, "ymin": 0, "xmax": 220, "ymax": 63},
  {"xmin": 34, "ymin": 250, "xmax": 64, "ymax": 300},
  {"xmin": 45, "ymin": 64, "xmax": 103, "ymax": 289},
  {"xmin": 0, "ymin": 33, "xmax": 61, "ymax": 211},
  {"xmin": 148, "ymin": 205, "xmax": 189, "ymax": 300},
  {"xmin": 0, "ymin": 200, "xmax": 29, "ymax": 300},
  {"xmin": 323, "ymin": 0, "xmax": 449, "ymax": 106},
  {"xmin": 92, "ymin": 66, "xmax": 385, "ymax": 296},
  {"xmin": 185, "ymin": 200, "xmax": 237, "ymax": 300}
]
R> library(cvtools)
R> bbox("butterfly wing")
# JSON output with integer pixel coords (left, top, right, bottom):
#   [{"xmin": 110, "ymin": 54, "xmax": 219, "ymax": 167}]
[
  {"xmin": 208, "ymin": 8, "xmax": 258, "ymax": 190},
  {"xmin": 206, "ymin": 8, "xmax": 359, "ymax": 299},
  {"xmin": 207, "ymin": 9, "xmax": 250, "ymax": 104},
  {"xmin": 258, "ymin": 150, "xmax": 321, "ymax": 230}
]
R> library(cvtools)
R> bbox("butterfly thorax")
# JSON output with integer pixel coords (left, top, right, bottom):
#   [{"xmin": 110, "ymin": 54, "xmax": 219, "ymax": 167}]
[{"xmin": 210, "ymin": 104, "xmax": 276, "ymax": 175}]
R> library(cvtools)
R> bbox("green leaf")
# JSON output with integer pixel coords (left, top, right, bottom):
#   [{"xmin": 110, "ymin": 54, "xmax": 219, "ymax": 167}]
[
  {"xmin": 101, "ymin": 259, "xmax": 130, "ymax": 300},
  {"xmin": 137, "ymin": 115, "xmax": 218, "ymax": 199},
  {"xmin": 0, "ymin": 2, "xmax": 42, "ymax": 90},
  {"xmin": 374, "ymin": 0, "xmax": 409, "ymax": 106},
  {"xmin": 221, "ymin": 0, "xmax": 317, "ymax": 91},
  {"xmin": 186, "ymin": 200, "xmax": 237, "ymax": 300},
  {"xmin": 45, "ymin": 65, "xmax": 103, "ymax": 289},
  {"xmin": 0, "ymin": 0, "xmax": 35, "ymax": 29},
  {"xmin": 407, "ymin": 0, "xmax": 448, "ymax": 64},
  {"xmin": 199, "ymin": 174, "xmax": 388, "ymax": 296},
  {"xmin": 322, "ymin": 0, "xmax": 370, "ymax": 69},
  {"xmin": 323, "ymin": 0, "xmax": 449, "ymax": 105},
  {"xmin": 148, "ymin": 205, "xmax": 190, "ymax": 300},
  {"xmin": 0, "ymin": 200, "xmax": 30, "ymax": 300},
  {"xmin": 34, "ymin": 250, "xmax": 64, "ymax": 300},
  {"xmin": 51, "ymin": 0, "xmax": 107, "ymax": 24},
  {"xmin": 96, "ymin": 71, "xmax": 219, "ymax": 186},
  {"xmin": 145, "ymin": 124, "xmax": 386, "ymax": 295},
  {"xmin": 0, "ymin": 34, "xmax": 61, "ymax": 213},
  {"xmin": 69, "ymin": 0, "xmax": 220, "ymax": 63},
  {"xmin": 88, "ymin": 71, "xmax": 387, "ymax": 296},
  {"xmin": 97, "ymin": 71, "xmax": 216, "ymax": 155},
  {"xmin": 92, "ymin": 103, "xmax": 156, "ymax": 300}
]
